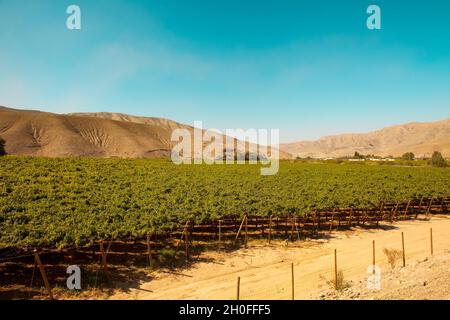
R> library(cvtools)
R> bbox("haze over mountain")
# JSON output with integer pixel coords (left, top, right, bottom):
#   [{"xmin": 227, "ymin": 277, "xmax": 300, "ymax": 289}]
[
  {"xmin": 280, "ymin": 119, "xmax": 450, "ymax": 159},
  {"xmin": 0, "ymin": 106, "xmax": 289, "ymax": 159}
]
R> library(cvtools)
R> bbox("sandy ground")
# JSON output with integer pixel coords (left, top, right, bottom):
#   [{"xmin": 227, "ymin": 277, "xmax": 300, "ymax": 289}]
[
  {"xmin": 315, "ymin": 252, "xmax": 450, "ymax": 300},
  {"xmin": 110, "ymin": 216, "xmax": 450, "ymax": 300}
]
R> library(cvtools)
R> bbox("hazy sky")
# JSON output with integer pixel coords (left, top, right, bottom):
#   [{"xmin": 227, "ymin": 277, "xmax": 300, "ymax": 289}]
[{"xmin": 1, "ymin": 0, "xmax": 449, "ymax": 142}]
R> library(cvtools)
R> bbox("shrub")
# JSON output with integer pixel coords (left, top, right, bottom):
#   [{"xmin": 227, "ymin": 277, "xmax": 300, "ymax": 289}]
[
  {"xmin": 401, "ymin": 152, "xmax": 415, "ymax": 161},
  {"xmin": 383, "ymin": 248, "xmax": 403, "ymax": 269},
  {"xmin": 353, "ymin": 152, "xmax": 364, "ymax": 159},
  {"xmin": 322, "ymin": 270, "xmax": 349, "ymax": 291},
  {"xmin": 0, "ymin": 137, "xmax": 5, "ymax": 156},
  {"xmin": 430, "ymin": 151, "xmax": 447, "ymax": 167}
]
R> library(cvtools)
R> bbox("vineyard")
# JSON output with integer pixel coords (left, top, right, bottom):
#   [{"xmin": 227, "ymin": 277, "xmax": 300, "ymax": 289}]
[{"xmin": 0, "ymin": 156, "xmax": 449, "ymax": 251}]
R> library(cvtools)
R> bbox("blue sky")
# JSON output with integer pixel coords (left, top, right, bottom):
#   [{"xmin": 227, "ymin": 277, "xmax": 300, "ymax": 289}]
[{"xmin": 0, "ymin": 0, "xmax": 449, "ymax": 142}]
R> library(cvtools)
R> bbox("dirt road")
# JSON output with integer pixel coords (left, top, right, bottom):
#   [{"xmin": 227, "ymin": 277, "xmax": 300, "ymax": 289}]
[{"xmin": 111, "ymin": 216, "xmax": 450, "ymax": 300}]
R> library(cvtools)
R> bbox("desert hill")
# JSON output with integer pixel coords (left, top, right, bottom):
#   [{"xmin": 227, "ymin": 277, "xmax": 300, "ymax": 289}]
[
  {"xmin": 0, "ymin": 106, "xmax": 289, "ymax": 159},
  {"xmin": 70, "ymin": 112, "xmax": 191, "ymax": 132},
  {"xmin": 280, "ymin": 119, "xmax": 450, "ymax": 159},
  {"xmin": 0, "ymin": 106, "xmax": 179, "ymax": 158}
]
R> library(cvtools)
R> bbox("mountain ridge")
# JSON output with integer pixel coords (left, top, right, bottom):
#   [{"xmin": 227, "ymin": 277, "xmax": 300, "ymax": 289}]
[
  {"xmin": 0, "ymin": 106, "xmax": 290, "ymax": 159},
  {"xmin": 280, "ymin": 118, "xmax": 450, "ymax": 158}
]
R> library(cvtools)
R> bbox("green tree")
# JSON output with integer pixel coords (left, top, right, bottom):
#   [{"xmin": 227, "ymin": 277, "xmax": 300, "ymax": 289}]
[
  {"xmin": 0, "ymin": 137, "xmax": 6, "ymax": 156},
  {"xmin": 401, "ymin": 152, "xmax": 415, "ymax": 161},
  {"xmin": 353, "ymin": 152, "xmax": 364, "ymax": 159},
  {"xmin": 430, "ymin": 151, "xmax": 447, "ymax": 167}
]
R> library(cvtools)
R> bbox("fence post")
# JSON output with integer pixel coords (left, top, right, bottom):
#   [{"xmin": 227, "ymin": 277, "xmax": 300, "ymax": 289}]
[
  {"xmin": 372, "ymin": 240, "xmax": 376, "ymax": 274},
  {"xmin": 334, "ymin": 249, "xmax": 338, "ymax": 290},
  {"xmin": 430, "ymin": 228, "xmax": 434, "ymax": 256},
  {"xmin": 291, "ymin": 263, "xmax": 295, "ymax": 300},
  {"xmin": 236, "ymin": 276, "xmax": 240, "ymax": 300},
  {"xmin": 401, "ymin": 232, "xmax": 406, "ymax": 267},
  {"xmin": 34, "ymin": 252, "xmax": 54, "ymax": 300}
]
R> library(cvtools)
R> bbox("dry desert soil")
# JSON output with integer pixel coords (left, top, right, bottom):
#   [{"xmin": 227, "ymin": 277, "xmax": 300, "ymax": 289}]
[{"xmin": 108, "ymin": 215, "xmax": 450, "ymax": 300}]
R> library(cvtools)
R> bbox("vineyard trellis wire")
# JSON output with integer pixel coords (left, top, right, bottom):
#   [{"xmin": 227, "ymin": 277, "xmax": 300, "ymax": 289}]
[{"xmin": 1, "ymin": 196, "xmax": 448, "ymax": 261}]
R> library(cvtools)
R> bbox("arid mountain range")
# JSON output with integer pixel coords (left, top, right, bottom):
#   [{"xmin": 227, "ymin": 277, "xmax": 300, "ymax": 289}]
[
  {"xmin": 0, "ymin": 106, "xmax": 288, "ymax": 159},
  {"xmin": 0, "ymin": 106, "xmax": 449, "ymax": 159},
  {"xmin": 280, "ymin": 118, "xmax": 450, "ymax": 159}
]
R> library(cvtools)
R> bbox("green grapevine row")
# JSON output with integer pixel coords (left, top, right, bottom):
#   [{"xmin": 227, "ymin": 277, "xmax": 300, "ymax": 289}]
[{"xmin": 0, "ymin": 157, "xmax": 449, "ymax": 249}]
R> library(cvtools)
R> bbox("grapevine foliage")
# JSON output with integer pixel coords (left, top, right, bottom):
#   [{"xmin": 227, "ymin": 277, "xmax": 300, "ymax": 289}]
[{"xmin": 0, "ymin": 157, "xmax": 449, "ymax": 249}]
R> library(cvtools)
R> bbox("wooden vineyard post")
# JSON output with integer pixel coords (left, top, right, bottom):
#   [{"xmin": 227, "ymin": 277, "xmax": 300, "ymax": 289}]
[
  {"xmin": 236, "ymin": 277, "xmax": 240, "ymax": 300},
  {"xmin": 361, "ymin": 210, "xmax": 366, "ymax": 226},
  {"xmin": 329, "ymin": 210, "xmax": 335, "ymax": 233},
  {"xmin": 244, "ymin": 215, "xmax": 248, "ymax": 248},
  {"xmin": 377, "ymin": 202, "xmax": 384, "ymax": 228},
  {"xmin": 100, "ymin": 240, "xmax": 112, "ymax": 274},
  {"xmin": 290, "ymin": 215, "xmax": 295, "ymax": 242},
  {"xmin": 391, "ymin": 202, "xmax": 399, "ymax": 223},
  {"xmin": 284, "ymin": 215, "xmax": 289, "ymax": 238},
  {"xmin": 147, "ymin": 233, "xmax": 153, "ymax": 268},
  {"xmin": 446, "ymin": 196, "xmax": 449, "ymax": 213},
  {"xmin": 334, "ymin": 249, "xmax": 338, "ymax": 291},
  {"xmin": 291, "ymin": 263, "xmax": 295, "ymax": 300},
  {"xmin": 185, "ymin": 222, "xmax": 190, "ymax": 263},
  {"xmin": 430, "ymin": 228, "xmax": 434, "ymax": 256},
  {"xmin": 403, "ymin": 200, "xmax": 411, "ymax": 219},
  {"xmin": 33, "ymin": 252, "xmax": 54, "ymax": 300},
  {"xmin": 426, "ymin": 197, "xmax": 434, "ymax": 217},
  {"xmin": 234, "ymin": 216, "xmax": 246, "ymax": 245},
  {"xmin": 176, "ymin": 221, "xmax": 190, "ymax": 250},
  {"xmin": 316, "ymin": 211, "xmax": 320, "ymax": 231},
  {"xmin": 416, "ymin": 196, "xmax": 425, "ymax": 219},
  {"xmin": 348, "ymin": 209, "xmax": 353, "ymax": 227},
  {"xmin": 401, "ymin": 232, "xmax": 406, "ymax": 267},
  {"xmin": 218, "ymin": 220, "xmax": 222, "ymax": 250},
  {"xmin": 372, "ymin": 240, "xmax": 376, "ymax": 275},
  {"xmin": 268, "ymin": 215, "xmax": 273, "ymax": 244},
  {"xmin": 293, "ymin": 215, "xmax": 299, "ymax": 241},
  {"xmin": 30, "ymin": 256, "xmax": 37, "ymax": 288},
  {"xmin": 100, "ymin": 241, "xmax": 107, "ymax": 273},
  {"xmin": 100, "ymin": 241, "xmax": 105, "ymax": 271},
  {"xmin": 260, "ymin": 217, "xmax": 264, "ymax": 237}
]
